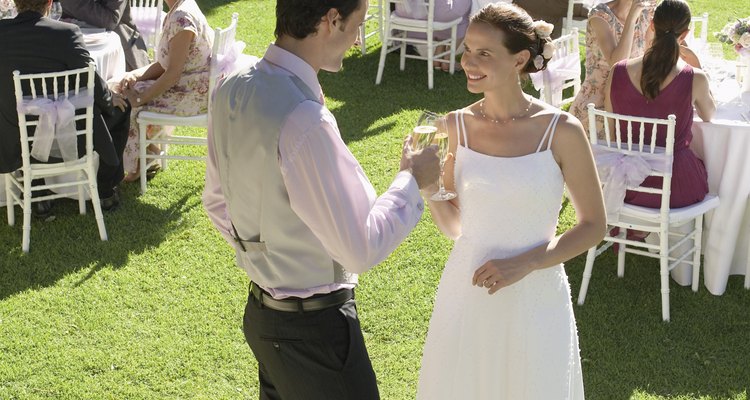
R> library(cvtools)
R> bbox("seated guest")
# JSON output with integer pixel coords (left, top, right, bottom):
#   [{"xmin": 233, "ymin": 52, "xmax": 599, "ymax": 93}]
[
  {"xmin": 394, "ymin": 0, "xmax": 471, "ymax": 71},
  {"xmin": 603, "ymin": 0, "xmax": 715, "ymax": 270},
  {"xmin": 0, "ymin": 0, "xmax": 131, "ymax": 215},
  {"xmin": 60, "ymin": 0, "xmax": 150, "ymax": 71},
  {"xmin": 569, "ymin": 0, "xmax": 654, "ymax": 137},
  {"xmin": 117, "ymin": 0, "xmax": 213, "ymax": 182}
]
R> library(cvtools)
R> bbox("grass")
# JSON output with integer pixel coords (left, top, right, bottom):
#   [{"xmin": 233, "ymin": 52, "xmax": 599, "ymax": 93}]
[{"xmin": 1, "ymin": 0, "xmax": 749, "ymax": 399}]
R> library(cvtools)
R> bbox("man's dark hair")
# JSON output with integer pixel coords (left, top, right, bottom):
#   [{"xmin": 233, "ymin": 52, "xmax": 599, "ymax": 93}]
[
  {"xmin": 14, "ymin": 0, "xmax": 49, "ymax": 13},
  {"xmin": 275, "ymin": 0, "xmax": 362, "ymax": 39}
]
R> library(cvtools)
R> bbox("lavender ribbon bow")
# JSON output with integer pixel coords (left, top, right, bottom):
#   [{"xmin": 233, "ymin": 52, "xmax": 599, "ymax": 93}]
[
  {"xmin": 131, "ymin": 8, "xmax": 161, "ymax": 36},
  {"xmin": 530, "ymin": 53, "xmax": 581, "ymax": 106},
  {"xmin": 591, "ymin": 144, "xmax": 673, "ymax": 222},
  {"xmin": 16, "ymin": 89, "xmax": 94, "ymax": 163},
  {"xmin": 214, "ymin": 40, "xmax": 247, "ymax": 79}
]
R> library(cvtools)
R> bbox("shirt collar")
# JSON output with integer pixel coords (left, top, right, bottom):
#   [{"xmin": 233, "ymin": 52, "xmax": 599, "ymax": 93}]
[{"xmin": 264, "ymin": 43, "xmax": 324, "ymax": 103}]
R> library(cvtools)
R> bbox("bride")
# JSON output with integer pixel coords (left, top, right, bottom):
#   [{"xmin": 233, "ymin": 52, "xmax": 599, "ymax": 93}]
[{"xmin": 417, "ymin": 3, "xmax": 606, "ymax": 399}]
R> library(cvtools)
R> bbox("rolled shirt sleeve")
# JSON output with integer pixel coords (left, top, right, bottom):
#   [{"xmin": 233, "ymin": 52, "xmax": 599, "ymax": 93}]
[{"xmin": 279, "ymin": 100, "xmax": 424, "ymax": 274}]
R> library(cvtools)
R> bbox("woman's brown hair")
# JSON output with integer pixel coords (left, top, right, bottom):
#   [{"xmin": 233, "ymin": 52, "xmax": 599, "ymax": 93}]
[{"xmin": 640, "ymin": 0, "xmax": 691, "ymax": 100}]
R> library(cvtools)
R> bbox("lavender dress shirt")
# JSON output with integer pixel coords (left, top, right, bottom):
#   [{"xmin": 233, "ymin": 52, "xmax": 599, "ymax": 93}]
[{"xmin": 203, "ymin": 44, "xmax": 424, "ymax": 299}]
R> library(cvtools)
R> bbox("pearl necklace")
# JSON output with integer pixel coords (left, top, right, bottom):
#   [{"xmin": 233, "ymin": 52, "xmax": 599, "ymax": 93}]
[{"xmin": 479, "ymin": 96, "xmax": 533, "ymax": 125}]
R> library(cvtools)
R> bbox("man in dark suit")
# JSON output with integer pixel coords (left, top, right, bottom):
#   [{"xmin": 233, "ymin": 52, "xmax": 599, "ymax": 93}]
[
  {"xmin": 0, "ymin": 0, "xmax": 131, "ymax": 214},
  {"xmin": 61, "ymin": 0, "xmax": 150, "ymax": 71}
]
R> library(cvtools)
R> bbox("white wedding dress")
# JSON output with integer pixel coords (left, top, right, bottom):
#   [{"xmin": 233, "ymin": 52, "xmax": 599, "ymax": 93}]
[{"xmin": 417, "ymin": 112, "xmax": 585, "ymax": 400}]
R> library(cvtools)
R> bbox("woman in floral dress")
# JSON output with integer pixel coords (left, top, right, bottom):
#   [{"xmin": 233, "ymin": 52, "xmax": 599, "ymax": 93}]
[
  {"xmin": 119, "ymin": 0, "xmax": 213, "ymax": 181},
  {"xmin": 569, "ymin": 0, "xmax": 653, "ymax": 137}
]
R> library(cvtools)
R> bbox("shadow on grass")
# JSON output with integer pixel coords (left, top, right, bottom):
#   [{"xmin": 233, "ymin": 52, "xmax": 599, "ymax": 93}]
[
  {"xmin": 0, "ymin": 185, "xmax": 195, "ymax": 300},
  {"xmin": 565, "ymin": 250, "xmax": 750, "ymax": 400}
]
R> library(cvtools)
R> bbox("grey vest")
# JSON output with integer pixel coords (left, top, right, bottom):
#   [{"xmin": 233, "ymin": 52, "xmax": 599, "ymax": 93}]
[{"xmin": 211, "ymin": 65, "xmax": 356, "ymax": 289}]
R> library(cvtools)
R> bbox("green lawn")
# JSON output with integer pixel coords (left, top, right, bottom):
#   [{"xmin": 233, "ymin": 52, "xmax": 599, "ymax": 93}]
[{"xmin": 1, "ymin": 1, "xmax": 749, "ymax": 399}]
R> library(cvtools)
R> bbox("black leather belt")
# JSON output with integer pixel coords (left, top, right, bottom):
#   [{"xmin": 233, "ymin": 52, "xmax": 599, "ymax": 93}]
[{"xmin": 250, "ymin": 283, "xmax": 353, "ymax": 313}]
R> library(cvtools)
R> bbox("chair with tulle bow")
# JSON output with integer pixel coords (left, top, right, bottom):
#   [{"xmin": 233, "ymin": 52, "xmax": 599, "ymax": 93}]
[
  {"xmin": 577, "ymin": 104, "xmax": 720, "ymax": 321},
  {"xmin": 375, "ymin": 0, "xmax": 463, "ymax": 89},
  {"xmin": 531, "ymin": 27, "xmax": 581, "ymax": 108},
  {"xmin": 136, "ymin": 12, "xmax": 242, "ymax": 194},
  {"xmin": 130, "ymin": 0, "xmax": 164, "ymax": 51},
  {"xmin": 4, "ymin": 63, "xmax": 107, "ymax": 252}
]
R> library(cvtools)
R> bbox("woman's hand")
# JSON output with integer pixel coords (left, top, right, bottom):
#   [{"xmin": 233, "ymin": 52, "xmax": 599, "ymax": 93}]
[
  {"xmin": 118, "ymin": 72, "xmax": 137, "ymax": 92},
  {"xmin": 472, "ymin": 258, "xmax": 534, "ymax": 295},
  {"xmin": 122, "ymin": 86, "xmax": 141, "ymax": 108},
  {"xmin": 112, "ymin": 92, "xmax": 128, "ymax": 112},
  {"xmin": 627, "ymin": 0, "xmax": 650, "ymax": 19}
]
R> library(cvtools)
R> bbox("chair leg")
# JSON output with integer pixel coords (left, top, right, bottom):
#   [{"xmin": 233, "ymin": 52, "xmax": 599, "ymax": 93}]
[
  {"xmin": 427, "ymin": 39, "xmax": 434, "ymax": 90},
  {"xmin": 692, "ymin": 215, "xmax": 704, "ymax": 292},
  {"xmin": 77, "ymin": 170, "xmax": 86, "ymax": 215},
  {"xmin": 375, "ymin": 29, "xmax": 389, "ymax": 85},
  {"xmin": 577, "ymin": 246, "xmax": 597, "ymax": 305},
  {"xmin": 88, "ymin": 168, "xmax": 108, "ymax": 242},
  {"xmin": 449, "ymin": 27, "xmax": 457, "ymax": 74},
  {"xmin": 660, "ymin": 234, "xmax": 670, "ymax": 322},
  {"xmin": 21, "ymin": 183, "xmax": 32, "ymax": 253},
  {"xmin": 400, "ymin": 38, "xmax": 406, "ymax": 71},
  {"xmin": 5, "ymin": 174, "xmax": 14, "ymax": 226},
  {"xmin": 617, "ymin": 230, "xmax": 626, "ymax": 277},
  {"xmin": 139, "ymin": 122, "xmax": 149, "ymax": 194},
  {"xmin": 360, "ymin": 24, "xmax": 367, "ymax": 56}
]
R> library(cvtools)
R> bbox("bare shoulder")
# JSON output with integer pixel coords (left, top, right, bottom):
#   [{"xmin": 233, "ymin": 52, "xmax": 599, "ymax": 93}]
[
  {"xmin": 547, "ymin": 110, "xmax": 590, "ymax": 154},
  {"xmin": 692, "ymin": 67, "xmax": 710, "ymax": 84}
]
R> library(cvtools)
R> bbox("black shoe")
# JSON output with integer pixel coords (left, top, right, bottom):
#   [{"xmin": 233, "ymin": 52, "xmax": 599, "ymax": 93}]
[
  {"xmin": 34, "ymin": 200, "xmax": 55, "ymax": 221},
  {"xmin": 100, "ymin": 191, "xmax": 120, "ymax": 212},
  {"xmin": 405, "ymin": 44, "xmax": 420, "ymax": 56}
]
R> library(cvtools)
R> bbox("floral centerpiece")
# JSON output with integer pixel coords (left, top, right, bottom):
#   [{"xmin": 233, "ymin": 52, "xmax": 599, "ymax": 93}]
[
  {"xmin": 716, "ymin": 17, "xmax": 750, "ymax": 93},
  {"xmin": 0, "ymin": 0, "xmax": 17, "ymax": 19},
  {"xmin": 716, "ymin": 17, "xmax": 750, "ymax": 56}
]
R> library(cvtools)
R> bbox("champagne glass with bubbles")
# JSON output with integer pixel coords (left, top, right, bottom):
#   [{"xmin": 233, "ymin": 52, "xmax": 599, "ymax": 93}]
[
  {"xmin": 430, "ymin": 122, "xmax": 456, "ymax": 201},
  {"xmin": 411, "ymin": 111, "xmax": 440, "ymax": 152}
]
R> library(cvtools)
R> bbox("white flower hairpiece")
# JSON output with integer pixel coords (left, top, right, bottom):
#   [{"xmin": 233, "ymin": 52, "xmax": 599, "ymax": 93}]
[
  {"xmin": 533, "ymin": 20, "xmax": 554, "ymax": 39},
  {"xmin": 542, "ymin": 42, "xmax": 555, "ymax": 59}
]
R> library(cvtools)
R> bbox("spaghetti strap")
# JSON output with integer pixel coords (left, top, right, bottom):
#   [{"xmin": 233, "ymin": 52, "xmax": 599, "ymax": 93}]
[
  {"xmin": 460, "ymin": 111, "xmax": 469, "ymax": 148},
  {"xmin": 536, "ymin": 112, "xmax": 562, "ymax": 152}
]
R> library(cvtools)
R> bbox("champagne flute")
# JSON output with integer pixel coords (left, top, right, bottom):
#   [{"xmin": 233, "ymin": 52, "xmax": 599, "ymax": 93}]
[
  {"xmin": 430, "ymin": 119, "xmax": 456, "ymax": 201},
  {"xmin": 411, "ymin": 111, "xmax": 440, "ymax": 151},
  {"xmin": 49, "ymin": 1, "xmax": 62, "ymax": 20}
]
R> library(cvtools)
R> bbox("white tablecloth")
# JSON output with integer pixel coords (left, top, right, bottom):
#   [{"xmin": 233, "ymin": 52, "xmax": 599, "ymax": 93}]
[
  {"xmin": 83, "ymin": 30, "xmax": 126, "ymax": 81},
  {"xmin": 690, "ymin": 92, "xmax": 750, "ymax": 295}
]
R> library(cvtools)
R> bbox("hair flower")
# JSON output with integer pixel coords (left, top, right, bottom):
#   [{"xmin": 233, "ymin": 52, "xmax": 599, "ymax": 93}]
[
  {"xmin": 533, "ymin": 20, "xmax": 554, "ymax": 39},
  {"xmin": 542, "ymin": 42, "xmax": 555, "ymax": 59},
  {"xmin": 533, "ymin": 55, "xmax": 544, "ymax": 70}
]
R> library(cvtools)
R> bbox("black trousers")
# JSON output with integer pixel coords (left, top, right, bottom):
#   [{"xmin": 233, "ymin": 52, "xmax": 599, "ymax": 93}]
[
  {"xmin": 242, "ymin": 287, "xmax": 380, "ymax": 400},
  {"xmin": 96, "ymin": 106, "xmax": 129, "ymax": 198}
]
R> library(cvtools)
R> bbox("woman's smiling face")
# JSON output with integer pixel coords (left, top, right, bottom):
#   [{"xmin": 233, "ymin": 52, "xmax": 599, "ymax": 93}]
[{"xmin": 461, "ymin": 21, "xmax": 527, "ymax": 94}]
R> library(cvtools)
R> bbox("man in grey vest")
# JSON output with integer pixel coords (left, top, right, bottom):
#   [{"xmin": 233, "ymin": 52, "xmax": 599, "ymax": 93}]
[{"xmin": 202, "ymin": 0, "xmax": 440, "ymax": 398}]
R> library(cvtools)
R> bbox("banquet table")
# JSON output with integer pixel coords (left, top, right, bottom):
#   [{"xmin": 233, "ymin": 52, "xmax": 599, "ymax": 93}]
[
  {"xmin": 82, "ymin": 29, "xmax": 126, "ymax": 82},
  {"xmin": 691, "ymin": 92, "xmax": 750, "ymax": 295}
]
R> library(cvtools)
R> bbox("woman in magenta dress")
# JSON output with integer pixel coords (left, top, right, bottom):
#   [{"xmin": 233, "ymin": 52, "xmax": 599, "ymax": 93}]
[{"xmin": 604, "ymin": 0, "xmax": 715, "ymax": 210}]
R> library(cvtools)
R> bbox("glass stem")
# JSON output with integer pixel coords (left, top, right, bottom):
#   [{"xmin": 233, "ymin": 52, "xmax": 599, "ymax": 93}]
[{"xmin": 437, "ymin": 166, "xmax": 446, "ymax": 194}]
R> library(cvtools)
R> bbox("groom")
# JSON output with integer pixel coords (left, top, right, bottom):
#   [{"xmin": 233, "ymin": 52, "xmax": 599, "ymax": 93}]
[{"xmin": 202, "ymin": 0, "xmax": 440, "ymax": 398}]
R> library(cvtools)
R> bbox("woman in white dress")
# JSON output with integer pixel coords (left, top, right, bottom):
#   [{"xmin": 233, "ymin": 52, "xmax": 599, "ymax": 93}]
[{"xmin": 417, "ymin": 4, "xmax": 606, "ymax": 399}]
